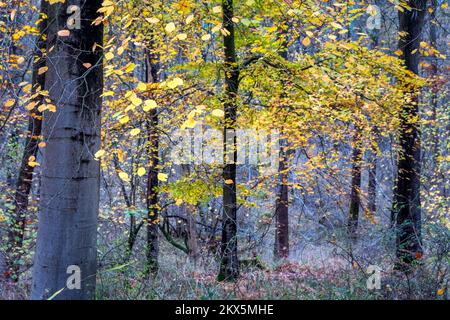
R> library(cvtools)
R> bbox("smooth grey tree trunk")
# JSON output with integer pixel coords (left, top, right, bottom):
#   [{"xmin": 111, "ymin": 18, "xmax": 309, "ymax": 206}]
[{"xmin": 31, "ymin": 0, "xmax": 103, "ymax": 300}]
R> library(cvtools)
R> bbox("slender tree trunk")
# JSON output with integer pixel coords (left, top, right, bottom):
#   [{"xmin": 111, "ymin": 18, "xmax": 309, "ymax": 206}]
[
  {"xmin": 393, "ymin": 0, "xmax": 427, "ymax": 270},
  {"xmin": 274, "ymin": 134, "xmax": 289, "ymax": 260},
  {"xmin": 145, "ymin": 48, "xmax": 160, "ymax": 274},
  {"xmin": 31, "ymin": 0, "xmax": 103, "ymax": 300},
  {"xmin": 218, "ymin": 0, "xmax": 240, "ymax": 282},
  {"xmin": 367, "ymin": 146, "xmax": 377, "ymax": 216},
  {"xmin": 7, "ymin": 0, "xmax": 48, "ymax": 279},
  {"xmin": 348, "ymin": 128, "xmax": 362, "ymax": 240}
]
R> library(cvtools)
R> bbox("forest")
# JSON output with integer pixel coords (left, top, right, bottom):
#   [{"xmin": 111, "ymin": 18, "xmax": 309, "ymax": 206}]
[{"xmin": 0, "ymin": 0, "xmax": 448, "ymax": 301}]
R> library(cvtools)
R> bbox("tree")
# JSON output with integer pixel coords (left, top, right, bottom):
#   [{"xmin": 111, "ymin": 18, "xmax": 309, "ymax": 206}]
[
  {"xmin": 31, "ymin": 0, "xmax": 103, "ymax": 299},
  {"xmin": 144, "ymin": 45, "xmax": 160, "ymax": 274},
  {"xmin": 7, "ymin": 0, "xmax": 48, "ymax": 280},
  {"xmin": 393, "ymin": 0, "xmax": 427, "ymax": 270},
  {"xmin": 218, "ymin": 0, "xmax": 239, "ymax": 282}
]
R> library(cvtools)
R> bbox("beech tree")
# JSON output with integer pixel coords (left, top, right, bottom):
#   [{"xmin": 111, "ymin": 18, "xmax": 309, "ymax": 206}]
[{"xmin": 31, "ymin": 0, "xmax": 103, "ymax": 299}]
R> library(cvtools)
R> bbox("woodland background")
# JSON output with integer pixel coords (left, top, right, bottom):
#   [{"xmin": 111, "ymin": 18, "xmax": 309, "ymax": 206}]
[{"xmin": 0, "ymin": 0, "xmax": 449, "ymax": 300}]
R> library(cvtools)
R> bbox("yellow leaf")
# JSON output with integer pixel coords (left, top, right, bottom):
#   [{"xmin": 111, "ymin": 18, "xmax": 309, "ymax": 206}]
[
  {"xmin": 38, "ymin": 142, "xmax": 46, "ymax": 148},
  {"xmin": 185, "ymin": 14, "xmax": 194, "ymax": 24},
  {"xmin": 146, "ymin": 17, "xmax": 160, "ymax": 24},
  {"xmin": 302, "ymin": 37, "xmax": 311, "ymax": 46},
  {"xmin": 394, "ymin": 49, "xmax": 403, "ymax": 56},
  {"xmin": 129, "ymin": 128, "xmax": 141, "ymax": 136},
  {"xmin": 118, "ymin": 171, "xmax": 130, "ymax": 182},
  {"xmin": 136, "ymin": 82, "xmax": 147, "ymax": 91},
  {"xmin": 105, "ymin": 51, "xmax": 114, "ymax": 61},
  {"xmin": 212, "ymin": 6, "xmax": 222, "ymax": 13},
  {"xmin": 130, "ymin": 96, "xmax": 142, "ymax": 106},
  {"xmin": 38, "ymin": 66, "xmax": 48, "ymax": 75},
  {"xmin": 224, "ymin": 179, "xmax": 234, "ymax": 184},
  {"xmin": 165, "ymin": 22, "xmax": 176, "ymax": 33},
  {"xmin": 437, "ymin": 288, "xmax": 444, "ymax": 296},
  {"xmin": 94, "ymin": 149, "xmax": 106, "ymax": 159},
  {"xmin": 137, "ymin": 167, "xmax": 146, "ymax": 177},
  {"xmin": 442, "ymin": 3, "xmax": 448, "ymax": 9},
  {"xmin": 181, "ymin": 117, "xmax": 196, "ymax": 129},
  {"xmin": 157, "ymin": 172, "xmax": 168, "ymax": 182},
  {"xmin": 177, "ymin": 33, "xmax": 187, "ymax": 40},
  {"xmin": 4, "ymin": 99, "xmax": 15, "ymax": 108},
  {"xmin": 143, "ymin": 99, "xmax": 158, "ymax": 111},
  {"xmin": 211, "ymin": 109, "xmax": 224, "ymax": 117},
  {"xmin": 201, "ymin": 34, "xmax": 211, "ymax": 41},
  {"xmin": 175, "ymin": 199, "xmax": 183, "ymax": 206},
  {"xmin": 167, "ymin": 77, "xmax": 184, "ymax": 89},
  {"xmin": 119, "ymin": 115, "xmax": 130, "ymax": 124}
]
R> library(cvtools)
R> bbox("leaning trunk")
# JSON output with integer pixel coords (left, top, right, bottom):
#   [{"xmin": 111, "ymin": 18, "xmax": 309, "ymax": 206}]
[
  {"xmin": 7, "ymin": 0, "xmax": 48, "ymax": 279},
  {"xmin": 348, "ymin": 128, "xmax": 362, "ymax": 240},
  {"xmin": 31, "ymin": 0, "xmax": 103, "ymax": 299}
]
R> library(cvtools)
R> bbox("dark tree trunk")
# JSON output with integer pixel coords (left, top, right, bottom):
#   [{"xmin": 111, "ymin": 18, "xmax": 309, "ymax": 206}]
[
  {"xmin": 31, "ymin": 0, "xmax": 103, "ymax": 300},
  {"xmin": 145, "ymin": 48, "xmax": 160, "ymax": 275},
  {"xmin": 393, "ymin": 0, "xmax": 427, "ymax": 270},
  {"xmin": 348, "ymin": 128, "xmax": 362, "ymax": 240},
  {"xmin": 7, "ymin": 0, "xmax": 48, "ymax": 279},
  {"xmin": 367, "ymin": 148, "xmax": 377, "ymax": 216},
  {"xmin": 218, "ymin": 0, "xmax": 240, "ymax": 282},
  {"xmin": 274, "ymin": 135, "xmax": 289, "ymax": 260}
]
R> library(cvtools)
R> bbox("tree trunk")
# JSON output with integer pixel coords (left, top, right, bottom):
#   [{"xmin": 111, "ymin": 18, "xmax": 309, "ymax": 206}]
[
  {"xmin": 218, "ymin": 0, "xmax": 240, "ymax": 282},
  {"xmin": 145, "ymin": 48, "xmax": 160, "ymax": 275},
  {"xmin": 7, "ymin": 0, "xmax": 48, "ymax": 279},
  {"xmin": 274, "ymin": 135, "xmax": 289, "ymax": 260},
  {"xmin": 393, "ymin": 0, "xmax": 427, "ymax": 270},
  {"xmin": 31, "ymin": 0, "xmax": 103, "ymax": 300},
  {"xmin": 348, "ymin": 128, "xmax": 362, "ymax": 240}
]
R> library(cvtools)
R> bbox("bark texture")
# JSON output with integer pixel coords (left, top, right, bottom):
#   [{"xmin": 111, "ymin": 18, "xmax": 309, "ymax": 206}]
[
  {"xmin": 218, "ymin": 0, "xmax": 240, "ymax": 282},
  {"xmin": 7, "ymin": 0, "xmax": 48, "ymax": 278},
  {"xmin": 393, "ymin": 0, "xmax": 427, "ymax": 269},
  {"xmin": 31, "ymin": 0, "xmax": 103, "ymax": 300}
]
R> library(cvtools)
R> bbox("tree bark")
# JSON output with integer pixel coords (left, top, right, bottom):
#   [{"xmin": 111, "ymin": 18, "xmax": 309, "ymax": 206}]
[
  {"xmin": 145, "ymin": 48, "xmax": 160, "ymax": 275},
  {"xmin": 7, "ymin": 0, "xmax": 48, "ymax": 279},
  {"xmin": 393, "ymin": 0, "xmax": 427, "ymax": 270},
  {"xmin": 31, "ymin": 0, "xmax": 103, "ymax": 300},
  {"xmin": 218, "ymin": 0, "xmax": 240, "ymax": 282},
  {"xmin": 347, "ymin": 128, "xmax": 362, "ymax": 240},
  {"xmin": 274, "ymin": 135, "xmax": 289, "ymax": 260}
]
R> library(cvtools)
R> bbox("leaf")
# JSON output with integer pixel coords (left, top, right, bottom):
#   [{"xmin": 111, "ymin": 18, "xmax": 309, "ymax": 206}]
[
  {"xmin": 211, "ymin": 109, "xmax": 224, "ymax": 117},
  {"xmin": 38, "ymin": 142, "xmax": 46, "ymax": 148},
  {"xmin": 167, "ymin": 77, "xmax": 184, "ymax": 89},
  {"xmin": 137, "ymin": 167, "xmax": 146, "ymax": 177},
  {"xmin": 177, "ymin": 33, "xmax": 187, "ymax": 40},
  {"xmin": 4, "ymin": 99, "xmax": 15, "ymax": 108},
  {"xmin": 175, "ymin": 199, "xmax": 183, "ymax": 206},
  {"xmin": 57, "ymin": 29, "xmax": 70, "ymax": 37},
  {"xmin": 83, "ymin": 62, "xmax": 92, "ymax": 68},
  {"xmin": 118, "ymin": 171, "xmax": 130, "ymax": 182},
  {"xmin": 94, "ymin": 149, "xmax": 106, "ymax": 159},
  {"xmin": 119, "ymin": 115, "xmax": 130, "ymax": 124},
  {"xmin": 146, "ymin": 17, "xmax": 160, "ymax": 24},
  {"xmin": 201, "ymin": 34, "xmax": 211, "ymax": 41},
  {"xmin": 212, "ymin": 6, "xmax": 222, "ymax": 13},
  {"xmin": 394, "ymin": 49, "xmax": 403, "ymax": 56},
  {"xmin": 302, "ymin": 37, "xmax": 311, "ymax": 47},
  {"xmin": 129, "ymin": 128, "xmax": 141, "ymax": 136},
  {"xmin": 136, "ymin": 82, "xmax": 147, "ymax": 91},
  {"xmin": 157, "ymin": 172, "xmax": 168, "ymax": 182},
  {"xmin": 165, "ymin": 22, "xmax": 176, "ymax": 33},
  {"xmin": 224, "ymin": 179, "xmax": 234, "ymax": 184},
  {"xmin": 105, "ymin": 52, "xmax": 114, "ymax": 61},
  {"xmin": 143, "ymin": 99, "xmax": 158, "ymax": 111},
  {"xmin": 185, "ymin": 14, "xmax": 194, "ymax": 24}
]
